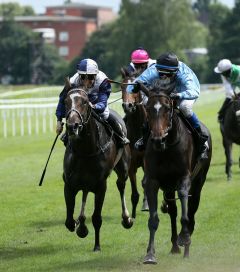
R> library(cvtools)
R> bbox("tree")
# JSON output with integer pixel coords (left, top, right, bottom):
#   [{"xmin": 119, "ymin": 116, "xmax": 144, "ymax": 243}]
[
  {"xmin": 0, "ymin": 3, "xmax": 35, "ymax": 18},
  {"xmin": 206, "ymin": 2, "xmax": 231, "ymax": 82},
  {"xmin": 0, "ymin": 19, "xmax": 67, "ymax": 84},
  {"xmin": 77, "ymin": 0, "xmax": 207, "ymax": 79}
]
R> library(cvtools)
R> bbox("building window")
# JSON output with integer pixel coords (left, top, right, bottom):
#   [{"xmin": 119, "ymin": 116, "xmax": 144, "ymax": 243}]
[
  {"xmin": 59, "ymin": 31, "xmax": 69, "ymax": 42},
  {"xmin": 59, "ymin": 46, "xmax": 69, "ymax": 57}
]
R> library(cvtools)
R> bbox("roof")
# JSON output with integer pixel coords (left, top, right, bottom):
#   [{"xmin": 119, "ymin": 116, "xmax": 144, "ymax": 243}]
[
  {"xmin": 47, "ymin": 2, "xmax": 113, "ymax": 11},
  {"xmin": 0, "ymin": 15, "xmax": 96, "ymax": 23}
]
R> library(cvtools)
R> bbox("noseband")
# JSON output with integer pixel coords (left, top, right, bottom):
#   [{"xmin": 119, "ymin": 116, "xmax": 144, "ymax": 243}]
[{"xmin": 66, "ymin": 88, "xmax": 92, "ymax": 131}]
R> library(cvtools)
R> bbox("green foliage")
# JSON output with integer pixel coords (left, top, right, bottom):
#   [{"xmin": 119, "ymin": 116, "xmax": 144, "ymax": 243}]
[
  {"xmin": 78, "ymin": 0, "xmax": 207, "ymax": 79},
  {"xmin": 0, "ymin": 19, "xmax": 67, "ymax": 84},
  {"xmin": 0, "ymin": 2, "xmax": 35, "ymax": 18},
  {"xmin": 207, "ymin": 3, "xmax": 231, "ymax": 82}
]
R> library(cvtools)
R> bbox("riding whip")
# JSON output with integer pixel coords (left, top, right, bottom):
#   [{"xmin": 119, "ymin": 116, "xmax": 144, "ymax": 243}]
[
  {"xmin": 38, "ymin": 133, "xmax": 60, "ymax": 186},
  {"xmin": 107, "ymin": 78, "xmax": 138, "ymax": 85}
]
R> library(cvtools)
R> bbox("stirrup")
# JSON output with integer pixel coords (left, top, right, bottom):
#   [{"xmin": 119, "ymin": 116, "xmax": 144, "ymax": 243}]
[{"xmin": 199, "ymin": 143, "xmax": 208, "ymax": 160}]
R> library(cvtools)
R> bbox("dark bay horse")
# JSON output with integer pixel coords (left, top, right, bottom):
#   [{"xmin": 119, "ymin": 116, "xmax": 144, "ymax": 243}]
[
  {"xmin": 121, "ymin": 68, "xmax": 149, "ymax": 218},
  {"xmin": 63, "ymin": 84, "xmax": 133, "ymax": 251},
  {"xmin": 220, "ymin": 95, "xmax": 240, "ymax": 180},
  {"xmin": 140, "ymin": 84, "xmax": 212, "ymax": 263}
]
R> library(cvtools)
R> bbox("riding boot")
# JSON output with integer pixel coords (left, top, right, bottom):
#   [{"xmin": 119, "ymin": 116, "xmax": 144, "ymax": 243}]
[
  {"xmin": 60, "ymin": 132, "xmax": 68, "ymax": 146},
  {"xmin": 187, "ymin": 113, "xmax": 208, "ymax": 160},
  {"xmin": 195, "ymin": 126, "xmax": 208, "ymax": 160},
  {"xmin": 134, "ymin": 122, "xmax": 150, "ymax": 151},
  {"xmin": 218, "ymin": 98, "xmax": 232, "ymax": 123},
  {"xmin": 107, "ymin": 116, "xmax": 130, "ymax": 147}
]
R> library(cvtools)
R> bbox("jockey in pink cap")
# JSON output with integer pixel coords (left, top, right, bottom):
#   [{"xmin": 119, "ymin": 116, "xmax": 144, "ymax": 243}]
[{"xmin": 127, "ymin": 47, "xmax": 156, "ymax": 74}]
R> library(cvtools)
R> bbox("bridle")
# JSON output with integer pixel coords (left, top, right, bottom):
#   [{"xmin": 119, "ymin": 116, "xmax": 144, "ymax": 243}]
[
  {"xmin": 66, "ymin": 88, "xmax": 92, "ymax": 133},
  {"xmin": 147, "ymin": 92, "xmax": 174, "ymax": 137}
]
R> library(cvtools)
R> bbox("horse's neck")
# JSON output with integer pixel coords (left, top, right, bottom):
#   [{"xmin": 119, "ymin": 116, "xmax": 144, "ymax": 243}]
[
  {"xmin": 167, "ymin": 113, "xmax": 181, "ymax": 144},
  {"xmin": 127, "ymin": 105, "xmax": 146, "ymax": 138},
  {"xmin": 71, "ymin": 117, "xmax": 100, "ymax": 154}
]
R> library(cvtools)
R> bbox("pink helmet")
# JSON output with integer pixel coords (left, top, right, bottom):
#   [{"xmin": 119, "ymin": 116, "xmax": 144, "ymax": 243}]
[{"xmin": 131, "ymin": 48, "xmax": 149, "ymax": 64}]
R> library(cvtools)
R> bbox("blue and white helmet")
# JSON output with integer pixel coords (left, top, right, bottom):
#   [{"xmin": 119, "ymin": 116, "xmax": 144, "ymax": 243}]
[{"xmin": 77, "ymin": 58, "xmax": 99, "ymax": 74}]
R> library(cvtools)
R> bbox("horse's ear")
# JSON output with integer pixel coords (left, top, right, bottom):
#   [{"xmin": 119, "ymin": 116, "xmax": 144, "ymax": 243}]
[{"xmin": 65, "ymin": 77, "xmax": 71, "ymax": 90}]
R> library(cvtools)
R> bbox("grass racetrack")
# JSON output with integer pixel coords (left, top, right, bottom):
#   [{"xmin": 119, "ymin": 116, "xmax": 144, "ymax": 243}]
[{"xmin": 0, "ymin": 88, "xmax": 240, "ymax": 272}]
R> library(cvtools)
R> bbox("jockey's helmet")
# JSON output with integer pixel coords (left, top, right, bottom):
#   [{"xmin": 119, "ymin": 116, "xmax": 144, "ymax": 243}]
[
  {"xmin": 77, "ymin": 59, "xmax": 99, "ymax": 75},
  {"xmin": 214, "ymin": 59, "xmax": 232, "ymax": 74},
  {"xmin": 131, "ymin": 48, "xmax": 149, "ymax": 64},
  {"xmin": 156, "ymin": 52, "xmax": 179, "ymax": 74}
]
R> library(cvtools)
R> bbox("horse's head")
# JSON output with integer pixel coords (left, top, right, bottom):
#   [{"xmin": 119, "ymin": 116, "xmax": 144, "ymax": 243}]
[
  {"xmin": 146, "ymin": 91, "xmax": 173, "ymax": 151},
  {"xmin": 65, "ymin": 86, "xmax": 91, "ymax": 137},
  {"xmin": 120, "ymin": 67, "xmax": 142, "ymax": 114}
]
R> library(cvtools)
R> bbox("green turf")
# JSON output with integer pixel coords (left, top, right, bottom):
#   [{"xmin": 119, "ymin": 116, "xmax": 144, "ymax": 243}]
[{"xmin": 0, "ymin": 89, "xmax": 240, "ymax": 272}]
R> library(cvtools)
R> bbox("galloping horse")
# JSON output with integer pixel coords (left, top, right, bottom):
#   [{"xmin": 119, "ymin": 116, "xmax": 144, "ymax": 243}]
[
  {"xmin": 140, "ymin": 83, "xmax": 212, "ymax": 263},
  {"xmin": 121, "ymin": 67, "xmax": 149, "ymax": 218},
  {"xmin": 220, "ymin": 95, "xmax": 240, "ymax": 180},
  {"xmin": 63, "ymin": 82, "xmax": 133, "ymax": 251}
]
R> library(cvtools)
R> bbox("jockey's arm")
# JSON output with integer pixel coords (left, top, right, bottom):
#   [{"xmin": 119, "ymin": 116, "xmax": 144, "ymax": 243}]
[{"xmin": 93, "ymin": 79, "xmax": 111, "ymax": 113}]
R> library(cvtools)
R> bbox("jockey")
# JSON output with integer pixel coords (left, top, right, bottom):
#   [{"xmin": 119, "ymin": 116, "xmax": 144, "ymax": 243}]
[
  {"xmin": 126, "ymin": 52, "xmax": 208, "ymax": 160},
  {"xmin": 214, "ymin": 59, "xmax": 240, "ymax": 123},
  {"xmin": 126, "ymin": 47, "xmax": 156, "ymax": 75},
  {"xmin": 56, "ymin": 58, "xmax": 129, "ymax": 146}
]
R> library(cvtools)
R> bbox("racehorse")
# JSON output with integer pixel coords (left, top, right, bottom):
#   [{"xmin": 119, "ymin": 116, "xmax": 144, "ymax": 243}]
[
  {"xmin": 121, "ymin": 67, "xmax": 149, "ymax": 218},
  {"xmin": 220, "ymin": 95, "xmax": 240, "ymax": 180},
  {"xmin": 63, "ymin": 82, "xmax": 133, "ymax": 251},
  {"xmin": 139, "ymin": 82, "xmax": 212, "ymax": 263}
]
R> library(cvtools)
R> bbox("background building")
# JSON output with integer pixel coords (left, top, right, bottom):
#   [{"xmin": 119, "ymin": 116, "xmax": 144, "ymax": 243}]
[{"xmin": 13, "ymin": 2, "xmax": 117, "ymax": 61}]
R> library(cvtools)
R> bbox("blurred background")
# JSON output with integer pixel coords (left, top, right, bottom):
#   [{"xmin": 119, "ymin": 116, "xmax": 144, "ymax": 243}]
[{"xmin": 0, "ymin": 0, "xmax": 238, "ymax": 85}]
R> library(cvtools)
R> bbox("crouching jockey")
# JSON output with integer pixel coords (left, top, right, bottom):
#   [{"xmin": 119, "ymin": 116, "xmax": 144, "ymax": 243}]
[
  {"xmin": 55, "ymin": 58, "xmax": 129, "ymax": 147},
  {"xmin": 126, "ymin": 52, "xmax": 208, "ymax": 160}
]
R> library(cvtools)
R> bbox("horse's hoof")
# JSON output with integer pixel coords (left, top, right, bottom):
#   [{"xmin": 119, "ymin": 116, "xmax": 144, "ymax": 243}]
[
  {"xmin": 177, "ymin": 233, "xmax": 191, "ymax": 247},
  {"xmin": 122, "ymin": 217, "xmax": 133, "ymax": 229},
  {"xmin": 93, "ymin": 245, "xmax": 101, "ymax": 252},
  {"xmin": 76, "ymin": 225, "xmax": 88, "ymax": 238},
  {"xmin": 170, "ymin": 245, "xmax": 181, "ymax": 254},
  {"xmin": 143, "ymin": 254, "xmax": 157, "ymax": 264},
  {"xmin": 65, "ymin": 220, "xmax": 75, "ymax": 232},
  {"xmin": 141, "ymin": 201, "xmax": 149, "ymax": 211}
]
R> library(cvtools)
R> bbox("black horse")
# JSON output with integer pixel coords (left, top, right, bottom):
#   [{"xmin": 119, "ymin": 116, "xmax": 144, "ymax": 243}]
[
  {"xmin": 140, "ymin": 84, "xmax": 212, "ymax": 263},
  {"xmin": 220, "ymin": 95, "xmax": 240, "ymax": 180},
  {"xmin": 121, "ymin": 68, "xmax": 149, "ymax": 218},
  {"xmin": 63, "ymin": 83, "xmax": 133, "ymax": 251}
]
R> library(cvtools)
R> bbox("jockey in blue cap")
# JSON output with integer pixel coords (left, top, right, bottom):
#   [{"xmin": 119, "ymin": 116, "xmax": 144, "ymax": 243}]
[
  {"xmin": 127, "ymin": 52, "xmax": 208, "ymax": 160},
  {"xmin": 56, "ymin": 58, "xmax": 129, "ymax": 146}
]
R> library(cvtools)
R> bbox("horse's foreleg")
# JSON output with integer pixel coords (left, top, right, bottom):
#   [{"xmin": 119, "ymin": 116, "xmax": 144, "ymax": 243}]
[
  {"xmin": 76, "ymin": 190, "xmax": 89, "ymax": 238},
  {"xmin": 143, "ymin": 180, "xmax": 159, "ymax": 264},
  {"xmin": 128, "ymin": 168, "xmax": 140, "ymax": 218},
  {"xmin": 177, "ymin": 175, "xmax": 191, "ymax": 257},
  {"xmin": 141, "ymin": 173, "xmax": 149, "ymax": 211},
  {"xmin": 64, "ymin": 183, "xmax": 77, "ymax": 232},
  {"xmin": 164, "ymin": 192, "xmax": 181, "ymax": 254},
  {"xmin": 92, "ymin": 184, "xmax": 106, "ymax": 251}
]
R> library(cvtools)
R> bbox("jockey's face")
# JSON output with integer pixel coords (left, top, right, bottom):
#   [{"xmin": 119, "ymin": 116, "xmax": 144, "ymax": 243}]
[
  {"xmin": 80, "ymin": 74, "xmax": 96, "ymax": 88},
  {"xmin": 133, "ymin": 62, "xmax": 148, "ymax": 73}
]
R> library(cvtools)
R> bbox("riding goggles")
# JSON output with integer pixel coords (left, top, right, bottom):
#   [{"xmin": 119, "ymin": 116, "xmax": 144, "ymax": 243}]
[
  {"xmin": 79, "ymin": 74, "xmax": 96, "ymax": 80},
  {"xmin": 155, "ymin": 64, "xmax": 178, "ymax": 77}
]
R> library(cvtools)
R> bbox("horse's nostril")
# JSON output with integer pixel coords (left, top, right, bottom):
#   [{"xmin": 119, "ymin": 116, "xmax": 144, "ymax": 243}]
[
  {"xmin": 74, "ymin": 123, "xmax": 79, "ymax": 129},
  {"xmin": 129, "ymin": 103, "xmax": 133, "ymax": 108}
]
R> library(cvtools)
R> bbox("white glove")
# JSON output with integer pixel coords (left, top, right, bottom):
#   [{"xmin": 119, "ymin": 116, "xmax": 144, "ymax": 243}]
[{"xmin": 56, "ymin": 121, "xmax": 63, "ymax": 135}]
